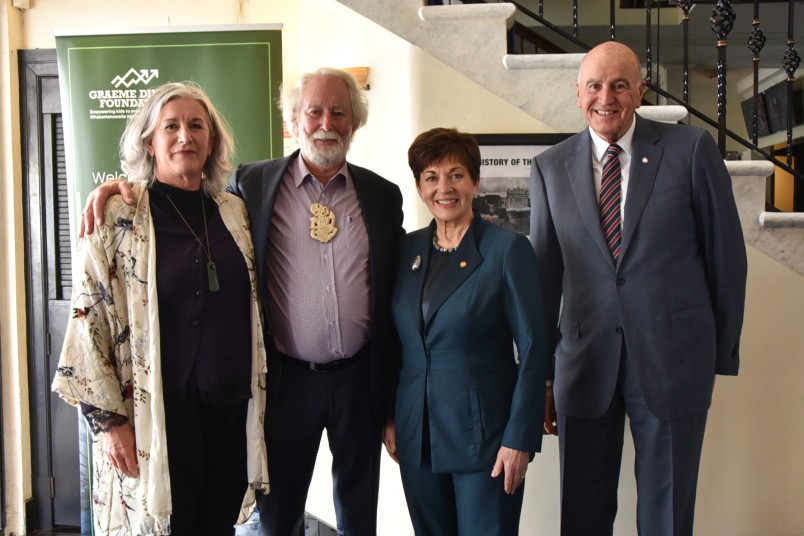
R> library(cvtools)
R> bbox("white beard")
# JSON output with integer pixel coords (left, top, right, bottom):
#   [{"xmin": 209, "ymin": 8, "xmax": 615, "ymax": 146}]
[{"xmin": 299, "ymin": 129, "xmax": 352, "ymax": 169}]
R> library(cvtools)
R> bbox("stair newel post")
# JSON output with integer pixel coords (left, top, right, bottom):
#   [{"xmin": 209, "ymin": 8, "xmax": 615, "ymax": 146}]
[
  {"xmin": 747, "ymin": 0, "xmax": 766, "ymax": 146},
  {"xmin": 781, "ymin": 0, "xmax": 801, "ymax": 168},
  {"xmin": 678, "ymin": 0, "xmax": 693, "ymax": 107},
  {"xmin": 710, "ymin": 0, "xmax": 736, "ymax": 156}
]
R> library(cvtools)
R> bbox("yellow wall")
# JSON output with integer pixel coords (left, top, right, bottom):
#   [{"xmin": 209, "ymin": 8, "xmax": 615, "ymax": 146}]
[
  {"xmin": 772, "ymin": 146, "xmax": 796, "ymax": 211},
  {"xmin": 2, "ymin": 0, "xmax": 803, "ymax": 535}
]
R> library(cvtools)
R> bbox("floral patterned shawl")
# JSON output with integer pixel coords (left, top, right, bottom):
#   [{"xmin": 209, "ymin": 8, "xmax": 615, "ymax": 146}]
[{"xmin": 52, "ymin": 184, "xmax": 269, "ymax": 536}]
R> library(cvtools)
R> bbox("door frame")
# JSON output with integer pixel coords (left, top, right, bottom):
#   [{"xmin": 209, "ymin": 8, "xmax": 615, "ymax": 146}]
[{"xmin": 20, "ymin": 47, "xmax": 62, "ymax": 531}]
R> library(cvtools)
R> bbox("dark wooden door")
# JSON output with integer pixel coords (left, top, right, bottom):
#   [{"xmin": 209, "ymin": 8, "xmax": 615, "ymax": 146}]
[{"xmin": 21, "ymin": 49, "xmax": 83, "ymax": 532}]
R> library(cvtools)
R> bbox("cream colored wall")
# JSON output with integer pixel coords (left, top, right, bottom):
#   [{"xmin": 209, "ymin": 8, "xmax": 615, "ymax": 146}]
[
  {"xmin": 696, "ymin": 247, "xmax": 804, "ymax": 535},
  {"xmin": 1, "ymin": 1, "xmax": 32, "ymax": 532},
  {"xmin": 2, "ymin": 0, "xmax": 803, "ymax": 535}
]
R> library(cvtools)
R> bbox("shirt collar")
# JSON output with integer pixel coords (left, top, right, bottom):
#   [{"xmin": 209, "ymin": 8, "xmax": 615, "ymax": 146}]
[
  {"xmin": 588, "ymin": 116, "xmax": 637, "ymax": 163},
  {"xmin": 293, "ymin": 153, "xmax": 349, "ymax": 188}
]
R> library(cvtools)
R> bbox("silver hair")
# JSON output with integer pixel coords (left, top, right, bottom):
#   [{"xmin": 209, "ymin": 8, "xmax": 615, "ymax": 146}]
[
  {"xmin": 119, "ymin": 81, "xmax": 234, "ymax": 196},
  {"xmin": 278, "ymin": 67, "xmax": 369, "ymax": 138}
]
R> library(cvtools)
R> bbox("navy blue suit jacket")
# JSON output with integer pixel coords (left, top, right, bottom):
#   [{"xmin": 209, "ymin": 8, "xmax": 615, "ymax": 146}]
[
  {"xmin": 391, "ymin": 215, "xmax": 548, "ymax": 473},
  {"xmin": 228, "ymin": 150, "xmax": 404, "ymax": 427},
  {"xmin": 530, "ymin": 116, "xmax": 747, "ymax": 421}
]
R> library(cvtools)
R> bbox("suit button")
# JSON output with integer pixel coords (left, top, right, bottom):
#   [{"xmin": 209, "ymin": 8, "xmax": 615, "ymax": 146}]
[
  {"xmin": 616, "ymin": 278, "xmax": 625, "ymax": 286},
  {"xmin": 615, "ymin": 326, "xmax": 623, "ymax": 334}
]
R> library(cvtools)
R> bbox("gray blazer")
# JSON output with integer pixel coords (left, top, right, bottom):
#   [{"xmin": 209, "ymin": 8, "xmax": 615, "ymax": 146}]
[{"xmin": 529, "ymin": 115, "xmax": 747, "ymax": 421}]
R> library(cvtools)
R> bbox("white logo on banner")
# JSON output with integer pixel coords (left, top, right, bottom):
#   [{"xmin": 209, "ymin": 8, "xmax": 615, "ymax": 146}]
[
  {"xmin": 86, "ymin": 69, "xmax": 160, "ymax": 120},
  {"xmin": 111, "ymin": 68, "xmax": 160, "ymax": 88}
]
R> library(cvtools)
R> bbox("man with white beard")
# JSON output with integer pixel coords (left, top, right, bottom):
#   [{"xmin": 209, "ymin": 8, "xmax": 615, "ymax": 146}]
[
  {"xmin": 229, "ymin": 68, "xmax": 404, "ymax": 536},
  {"xmin": 82, "ymin": 68, "xmax": 404, "ymax": 536}
]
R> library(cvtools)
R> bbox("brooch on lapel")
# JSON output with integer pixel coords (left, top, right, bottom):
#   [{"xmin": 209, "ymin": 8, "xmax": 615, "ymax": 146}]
[
  {"xmin": 411, "ymin": 255, "xmax": 422, "ymax": 272},
  {"xmin": 641, "ymin": 157, "xmax": 649, "ymax": 164}
]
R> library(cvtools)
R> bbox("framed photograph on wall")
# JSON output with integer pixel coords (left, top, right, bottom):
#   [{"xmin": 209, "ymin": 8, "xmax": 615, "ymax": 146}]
[{"xmin": 473, "ymin": 133, "xmax": 572, "ymax": 236}]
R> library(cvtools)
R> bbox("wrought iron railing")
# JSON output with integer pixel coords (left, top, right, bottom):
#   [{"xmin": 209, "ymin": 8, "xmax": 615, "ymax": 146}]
[{"xmin": 437, "ymin": 0, "xmax": 803, "ymax": 210}]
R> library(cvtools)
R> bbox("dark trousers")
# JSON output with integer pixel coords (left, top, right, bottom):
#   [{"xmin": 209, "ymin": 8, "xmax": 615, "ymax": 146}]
[
  {"xmin": 163, "ymin": 382, "xmax": 250, "ymax": 536},
  {"xmin": 399, "ymin": 463, "xmax": 525, "ymax": 536},
  {"xmin": 258, "ymin": 355, "xmax": 381, "ymax": 536},
  {"xmin": 558, "ymin": 347, "xmax": 708, "ymax": 536}
]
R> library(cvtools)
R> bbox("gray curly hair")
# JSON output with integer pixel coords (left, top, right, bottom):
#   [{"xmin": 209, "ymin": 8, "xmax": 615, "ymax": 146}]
[
  {"xmin": 119, "ymin": 81, "xmax": 234, "ymax": 196},
  {"xmin": 279, "ymin": 67, "xmax": 369, "ymax": 140}
]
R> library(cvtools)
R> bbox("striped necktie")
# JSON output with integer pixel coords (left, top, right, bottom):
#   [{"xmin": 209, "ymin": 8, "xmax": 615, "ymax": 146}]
[{"xmin": 600, "ymin": 144, "xmax": 622, "ymax": 262}]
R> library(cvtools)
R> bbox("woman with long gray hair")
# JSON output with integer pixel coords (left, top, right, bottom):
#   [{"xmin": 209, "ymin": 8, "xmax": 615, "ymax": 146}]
[{"xmin": 52, "ymin": 81, "xmax": 268, "ymax": 536}]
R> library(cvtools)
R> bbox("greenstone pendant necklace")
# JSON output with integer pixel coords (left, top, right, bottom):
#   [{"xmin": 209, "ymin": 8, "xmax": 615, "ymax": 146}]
[{"xmin": 164, "ymin": 192, "xmax": 220, "ymax": 292}]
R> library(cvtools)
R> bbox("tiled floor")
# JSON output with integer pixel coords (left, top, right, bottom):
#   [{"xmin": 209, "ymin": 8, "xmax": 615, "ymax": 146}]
[
  {"xmin": 31, "ymin": 511, "xmax": 335, "ymax": 536},
  {"xmin": 234, "ymin": 511, "xmax": 337, "ymax": 536}
]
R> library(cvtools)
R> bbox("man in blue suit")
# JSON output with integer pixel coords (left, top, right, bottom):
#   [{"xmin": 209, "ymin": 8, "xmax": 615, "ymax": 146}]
[{"xmin": 529, "ymin": 42, "xmax": 747, "ymax": 535}]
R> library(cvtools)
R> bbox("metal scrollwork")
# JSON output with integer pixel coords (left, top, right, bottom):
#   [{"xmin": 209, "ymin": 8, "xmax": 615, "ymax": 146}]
[
  {"xmin": 678, "ymin": 0, "xmax": 694, "ymax": 104},
  {"xmin": 780, "ymin": 1, "xmax": 800, "ymax": 166},
  {"xmin": 709, "ymin": 0, "xmax": 736, "ymax": 153},
  {"xmin": 677, "ymin": 0, "xmax": 692, "ymax": 20},
  {"xmin": 782, "ymin": 41, "xmax": 801, "ymax": 81},
  {"xmin": 747, "ymin": 6, "xmax": 766, "ymax": 146},
  {"xmin": 748, "ymin": 21, "xmax": 766, "ymax": 60},
  {"xmin": 710, "ymin": 0, "xmax": 736, "ymax": 42}
]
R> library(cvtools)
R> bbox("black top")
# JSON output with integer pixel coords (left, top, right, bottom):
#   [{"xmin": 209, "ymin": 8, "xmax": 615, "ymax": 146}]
[
  {"xmin": 149, "ymin": 181, "xmax": 252, "ymax": 406},
  {"xmin": 421, "ymin": 248, "xmax": 454, "ymax": 325},
  {"xmin": 82, "ymin": 182, "xmax": 254, "ymax": 433}
]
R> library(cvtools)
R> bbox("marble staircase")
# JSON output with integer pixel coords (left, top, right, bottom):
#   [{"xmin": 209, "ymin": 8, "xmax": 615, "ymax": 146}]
[{"xmin": 336, "ymin": 0, "xmax": 804, "ymax": 276}]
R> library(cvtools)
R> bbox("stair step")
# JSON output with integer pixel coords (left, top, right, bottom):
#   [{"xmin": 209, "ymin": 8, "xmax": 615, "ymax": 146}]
[
  {"xmin": 636, "ymin": 105, "xmax": 689, "ymax": 124},
  {"xmin": 418, "ymin": 3, "xmax": 515, "ymax": 23},
  {"xmin": 726, "ymin": 160, "xmax": 775, "ymax": 177},
  {"xmin": 760, "ymin": 212, "xmax": 804, "ymax": 228},
  {"xmin": 503, "ymin": 53, "xmax": 585, "ymax": 70}
]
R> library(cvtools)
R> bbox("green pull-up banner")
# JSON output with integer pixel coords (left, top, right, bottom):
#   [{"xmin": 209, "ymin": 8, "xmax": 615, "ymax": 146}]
[{"xmin": 56, "ymin": 24, "xmax": 283, "ymax": 239}]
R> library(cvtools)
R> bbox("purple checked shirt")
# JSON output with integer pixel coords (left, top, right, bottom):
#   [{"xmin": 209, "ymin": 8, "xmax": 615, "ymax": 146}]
[{"xmin": 264, "ymin": 155, "xmax": 371, "ymax": 363}]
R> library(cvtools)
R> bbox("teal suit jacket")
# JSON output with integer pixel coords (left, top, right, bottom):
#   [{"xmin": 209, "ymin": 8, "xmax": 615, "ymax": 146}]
[{"xmin": 390, "ymin": 215, "xmax": 548, "ymax": 473}]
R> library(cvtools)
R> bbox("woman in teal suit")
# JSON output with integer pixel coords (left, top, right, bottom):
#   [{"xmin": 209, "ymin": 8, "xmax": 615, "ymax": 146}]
[{"xmin": 383, "ymin": 128, "xmax": 548, "ymax": 535}]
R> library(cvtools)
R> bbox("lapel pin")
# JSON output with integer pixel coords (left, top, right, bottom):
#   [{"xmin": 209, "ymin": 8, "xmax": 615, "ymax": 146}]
[
  {"xmin": 459, "ymin": 261, "xmax": 467, "ymax": 268},
  {"xmin": 641, "ymin": 157, "xmax": 649, "ymax": 164},
  {"xmin": 411, "ymin": 255, "xmax": 422, "ymax": 272}
]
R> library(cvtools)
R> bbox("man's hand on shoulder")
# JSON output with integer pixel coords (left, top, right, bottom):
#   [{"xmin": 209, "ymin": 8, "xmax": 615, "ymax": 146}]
[{"xmin": 80, "ymin": 179, "xmax": 136, "ymax": 237}]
